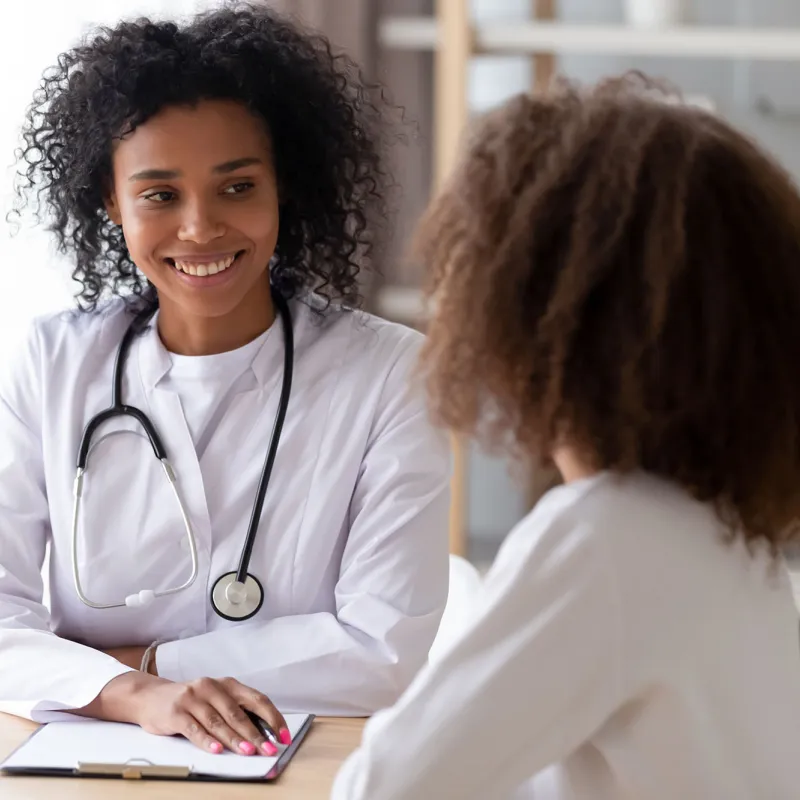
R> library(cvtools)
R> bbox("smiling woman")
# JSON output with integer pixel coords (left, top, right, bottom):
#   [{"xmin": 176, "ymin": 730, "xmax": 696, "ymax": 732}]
[
  {"xmin": 0, "ymin": 2, "xmax": 451, "ymax": 759},
  {"xmin": 104, "ymin": 100, "xmax": 282, "ymax": 354},
  {"xmin": 13, "ymin": 1, "xmax": 390, "ymax": 352}
]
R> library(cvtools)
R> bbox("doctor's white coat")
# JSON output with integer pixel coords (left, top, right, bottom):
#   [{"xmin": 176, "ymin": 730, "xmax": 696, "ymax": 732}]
[{"xmin": 0, "ymin": 296, "xmax": 450, "ymax": 721}]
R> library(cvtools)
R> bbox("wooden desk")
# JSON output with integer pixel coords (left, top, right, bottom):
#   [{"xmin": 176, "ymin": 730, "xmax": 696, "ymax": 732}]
[{"xmin": 0, "ymin": 713, "xmax": 364, "ymax": 799}]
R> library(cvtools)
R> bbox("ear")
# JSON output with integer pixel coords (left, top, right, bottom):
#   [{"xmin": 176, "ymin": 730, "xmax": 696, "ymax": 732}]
[{"xmin": 104, "ymin": 192, "xmax": 122, "ymax": 226}]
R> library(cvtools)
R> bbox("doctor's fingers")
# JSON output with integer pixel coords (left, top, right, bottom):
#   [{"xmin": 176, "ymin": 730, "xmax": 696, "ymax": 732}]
[
  {"xmin": 185, "ymin": 677, "xmax": 275, "ymax": 756},
  {"xmin": 220, "ymin": 678, "xmax": 291, "ymax": 746},
  {"xmin": 175, "ymin": 711, "xmax": 227, "ymax": 755}
]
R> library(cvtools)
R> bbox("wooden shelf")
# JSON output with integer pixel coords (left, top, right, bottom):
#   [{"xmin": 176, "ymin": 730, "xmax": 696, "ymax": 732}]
[
  {"xmin": 379, "ymin": 16, "xmax": 439, "ymax": 49},
  {"xmin": 379, "ymin": 18, "xmax": 800, "ymax": 61}
]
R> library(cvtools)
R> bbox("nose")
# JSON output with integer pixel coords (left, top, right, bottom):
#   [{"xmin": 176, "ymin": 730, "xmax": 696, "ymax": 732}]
[{"xmin": 176, "ymin": 199, "xmax": 226, "ymax": 244}]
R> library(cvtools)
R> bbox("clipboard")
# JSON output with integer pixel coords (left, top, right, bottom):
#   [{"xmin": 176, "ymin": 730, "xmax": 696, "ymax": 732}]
[{"xmin": 1, "ymin": 714, "xmax": 315, "ymax": 783}]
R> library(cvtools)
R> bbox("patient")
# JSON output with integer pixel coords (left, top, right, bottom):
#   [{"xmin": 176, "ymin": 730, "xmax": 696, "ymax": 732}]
[{"xmin": 331, "ymin": 74, "xmax": 800, "ymax": 799}]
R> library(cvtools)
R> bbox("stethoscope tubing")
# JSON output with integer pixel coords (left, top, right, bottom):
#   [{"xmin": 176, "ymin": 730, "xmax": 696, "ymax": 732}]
[{"xmin": 71, "ymin": 286, "xmax": 293, "ymax": 618}]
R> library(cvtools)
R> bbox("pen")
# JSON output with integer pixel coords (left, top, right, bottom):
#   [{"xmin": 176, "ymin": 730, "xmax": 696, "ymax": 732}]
[{"xmin": 244, "ymin": 709, "xmax": 281, "ymax": 748}]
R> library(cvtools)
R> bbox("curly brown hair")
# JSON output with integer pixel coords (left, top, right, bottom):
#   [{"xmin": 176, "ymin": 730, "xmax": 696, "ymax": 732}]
[{"xmin": 416, "ymin": 74, "xmax": 800, "ymax": 547}]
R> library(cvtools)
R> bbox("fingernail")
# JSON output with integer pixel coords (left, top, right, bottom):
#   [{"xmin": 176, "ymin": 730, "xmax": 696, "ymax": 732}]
[
  {"xmin": 239, "ymin": 741, "xmax": 257, "ymax": 756},
  {"xmin": 279, "ymin": 728, "xmax": 292, "ymax": 745},
  {"xmin": 209, "ymin": 741, "xmax": 223, "ymax": 754},
  {"xmin": 261, "ymin": 741, "xmax": 278, "ymax": 756}
]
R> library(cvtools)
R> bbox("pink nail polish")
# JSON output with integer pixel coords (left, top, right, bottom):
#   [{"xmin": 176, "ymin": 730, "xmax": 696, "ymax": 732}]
[
  {"xmin": 279, "ymin": 728, "xmax": 292, "ymax": 746},
  {"xmin": 261, "ymin": 741, "xmax": 278, "ymax": 756},
  {"xmin": 209, "ymin": 741, "xmax": 223, "ymax": 754},
  {"xmin": 239, "ymin": 741, "xmax": 257, "ymax": 756}
]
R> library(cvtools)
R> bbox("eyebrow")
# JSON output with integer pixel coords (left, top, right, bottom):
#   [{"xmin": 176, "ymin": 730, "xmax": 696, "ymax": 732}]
[{"xmin": 128, "ymin": 157, "xmax": 263, "ymax": 182}]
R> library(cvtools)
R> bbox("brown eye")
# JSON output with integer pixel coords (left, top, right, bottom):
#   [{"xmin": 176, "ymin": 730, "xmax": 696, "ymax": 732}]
[
  {"xmin": 143, "ymin": 190, "xmax": 176, "ymax": 203},
  {"xmin": 223, "ymin": 182, "xmax": 254, "ymax": 195}
]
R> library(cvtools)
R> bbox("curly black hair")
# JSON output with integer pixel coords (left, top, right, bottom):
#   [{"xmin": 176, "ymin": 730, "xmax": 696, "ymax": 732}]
[{"xmin": 12, "ymin": 1, "xmax": 392, "ymax": 310}]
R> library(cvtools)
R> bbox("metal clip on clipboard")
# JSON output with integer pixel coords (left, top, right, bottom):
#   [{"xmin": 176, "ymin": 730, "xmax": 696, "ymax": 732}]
[{"xmin": 77, "ymin": 758, "xmax": 191, "ymax": 779}]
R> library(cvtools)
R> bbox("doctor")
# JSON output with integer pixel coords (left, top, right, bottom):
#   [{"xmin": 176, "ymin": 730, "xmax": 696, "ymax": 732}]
[{"xmin": 0, "ymin": 4, "xmax": 450, "ymax": 757}]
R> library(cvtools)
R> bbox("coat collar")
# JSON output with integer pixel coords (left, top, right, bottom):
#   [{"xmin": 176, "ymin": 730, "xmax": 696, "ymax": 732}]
[{"xmin": 135, "ymin": 299, "xmax": 307, "ymax": 392}]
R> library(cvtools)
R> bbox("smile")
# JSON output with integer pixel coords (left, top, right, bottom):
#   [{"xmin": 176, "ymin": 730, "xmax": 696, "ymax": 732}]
[{"xmin": 166, "ymin": 251, "xmax": 244, "ymax": 276}]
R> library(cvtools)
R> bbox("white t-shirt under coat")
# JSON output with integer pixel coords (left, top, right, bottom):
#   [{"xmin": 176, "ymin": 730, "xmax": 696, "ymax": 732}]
[{"xmin": 160, "ymin": 328, "xmax": 270, "ymax": 459}]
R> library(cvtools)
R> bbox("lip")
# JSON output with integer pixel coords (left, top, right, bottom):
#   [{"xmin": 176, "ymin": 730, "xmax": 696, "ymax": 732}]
[
  {"xmin": 166, "ymin": 251, "xmax": 245, "ymax": 288},
  {"xmin": 166, "ymin": 251, "xmax": 241, "ymax": 264}
]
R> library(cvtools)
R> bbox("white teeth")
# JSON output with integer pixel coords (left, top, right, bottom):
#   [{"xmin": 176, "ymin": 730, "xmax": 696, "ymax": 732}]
[{"xmin": 173, "ymin": 255, "xmax": 236, "ymax": 276}]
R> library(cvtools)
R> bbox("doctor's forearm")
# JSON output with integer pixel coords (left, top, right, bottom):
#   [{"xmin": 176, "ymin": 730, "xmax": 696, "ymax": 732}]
[
  {"xmin": 72, "ymin": 671, "xmax": 157, "ymax": 722},
  {"xmin": 0, "ymin": 624, "xmax": 138, "ymax": 721},
  {"xmin": 154, "ymin": 611, "xmax": 437, "ymax": 715}
]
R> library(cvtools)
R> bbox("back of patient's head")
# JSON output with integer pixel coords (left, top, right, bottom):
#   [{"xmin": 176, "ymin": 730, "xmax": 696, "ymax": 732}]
[{"xmin": 417, "ymin": 73, "xmax": 800, "ymax": 548}]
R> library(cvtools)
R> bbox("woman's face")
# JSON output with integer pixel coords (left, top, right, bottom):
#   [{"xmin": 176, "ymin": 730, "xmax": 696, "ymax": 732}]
[{"xmin": 106, "ymin": 99, "xmax": 280, "ymax": 325}]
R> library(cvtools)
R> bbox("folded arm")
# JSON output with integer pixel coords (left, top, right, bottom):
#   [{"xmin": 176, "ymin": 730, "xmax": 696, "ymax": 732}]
[
  {"xmin": 156, "ymin": 343, "xmax": 452, "ymax": 715},
  {"xmin": 0, "ymin": 325, "xmax": 132, "ymax": 722}
]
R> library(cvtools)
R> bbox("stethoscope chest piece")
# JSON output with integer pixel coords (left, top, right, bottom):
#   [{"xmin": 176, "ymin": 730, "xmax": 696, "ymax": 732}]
[{"xmin": 211, "ymin": 572, "xmax": 264, "ymax": 621}]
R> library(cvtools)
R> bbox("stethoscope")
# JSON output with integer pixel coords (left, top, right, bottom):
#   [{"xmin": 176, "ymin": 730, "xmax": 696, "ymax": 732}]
[{"xmin": 71, "ymin": 286, "xmax": 293, "ymax": 621}]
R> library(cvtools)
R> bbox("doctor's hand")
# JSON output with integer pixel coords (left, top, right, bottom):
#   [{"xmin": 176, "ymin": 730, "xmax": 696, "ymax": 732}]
[{"xmin": 85, "ymin": 672, "xmax": 289, "ymax": 756}]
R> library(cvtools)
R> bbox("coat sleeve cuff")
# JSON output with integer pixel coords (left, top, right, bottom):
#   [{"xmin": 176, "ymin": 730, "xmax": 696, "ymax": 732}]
[
  {"xmin": 23, "ymin": 662, "xmax": 136, "ymax": 723},
  {"xmin": 154, "ymin": 640, "xmax": 183, "ymax": 682}
]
